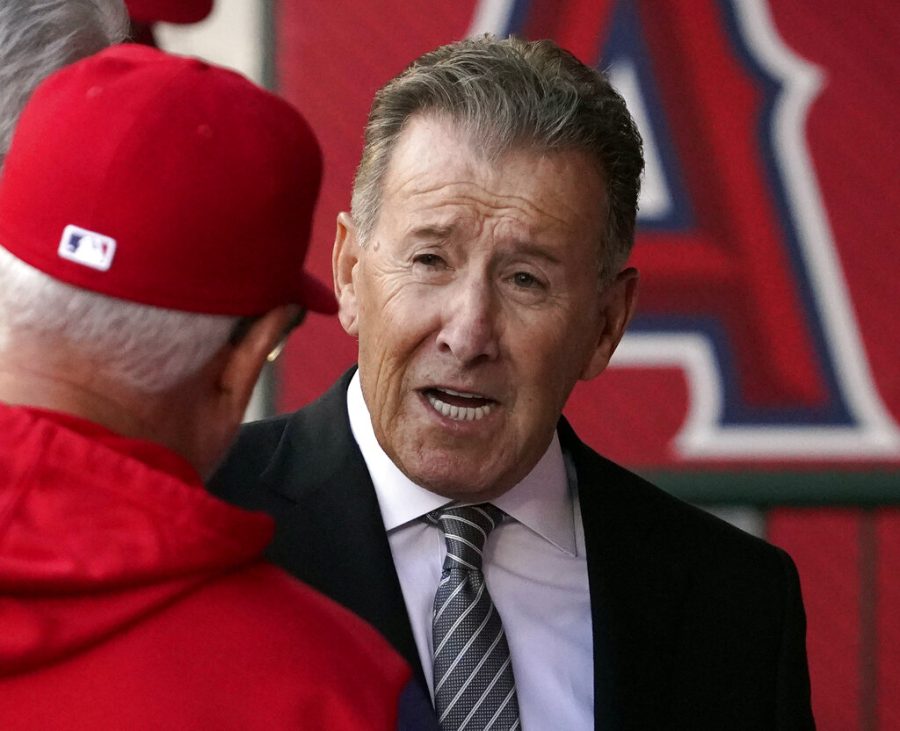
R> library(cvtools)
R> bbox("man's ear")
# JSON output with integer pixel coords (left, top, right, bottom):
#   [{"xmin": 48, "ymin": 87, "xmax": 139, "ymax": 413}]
[
  {"xmin": 333, "ymin": 212, "xmax": 361, "ymax": 337},
  {"xmin": 579, "ymin": 267, "xmax": 639, "ymax": 381},
  {"xmin": 216, "ymin": 305, "xmax": 297, "ymax": 424}
]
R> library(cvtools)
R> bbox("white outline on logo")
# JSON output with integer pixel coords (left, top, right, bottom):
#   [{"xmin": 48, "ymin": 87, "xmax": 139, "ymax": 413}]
[{"xmin": 467, "ymin": 0, "xmax": 900, "ymax": 459}]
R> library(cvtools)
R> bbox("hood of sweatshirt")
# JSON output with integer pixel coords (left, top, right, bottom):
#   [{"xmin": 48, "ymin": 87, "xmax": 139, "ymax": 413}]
[{"xmin": 0, "ymin": 404, "xmax": 273, "ymax": 676}]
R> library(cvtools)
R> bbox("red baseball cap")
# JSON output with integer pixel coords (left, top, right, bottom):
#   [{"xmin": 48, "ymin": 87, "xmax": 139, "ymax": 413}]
[
  {"xmin": 125, "ymin": 0, "xmax": 214, "ymax": 25},
  {"xmin": 0, "ymin": 43, "xmax": 336, "ymax": 316}
]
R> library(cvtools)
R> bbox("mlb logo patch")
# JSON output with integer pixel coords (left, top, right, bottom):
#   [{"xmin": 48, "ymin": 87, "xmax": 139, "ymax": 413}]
[{"xmin": 57, "ymin": 224, "xmax": 116, "ymax": 272}]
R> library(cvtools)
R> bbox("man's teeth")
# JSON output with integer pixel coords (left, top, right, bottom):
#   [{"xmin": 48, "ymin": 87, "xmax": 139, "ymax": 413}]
[
  {"xmin": 441, "ymin": 387, "xmax": 477, "ymax": 398},
  {"xmin": 427, "ymin": 391, "xmax": 493, "ymax": 421}
]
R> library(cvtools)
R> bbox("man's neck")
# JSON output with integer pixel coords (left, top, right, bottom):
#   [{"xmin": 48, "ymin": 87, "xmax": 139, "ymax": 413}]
[
  {"xmin": 0, "ymin": 350, "xmax": 201, "ymax": 473},
  {"xmin": 0, "ymin": 365, "xmax": 151, "ymax": 437}
]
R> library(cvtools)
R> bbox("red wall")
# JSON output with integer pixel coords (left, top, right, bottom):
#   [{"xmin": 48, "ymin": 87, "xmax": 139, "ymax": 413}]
[{"xmin": 273, "ymin": 2, "xmax": 900, "ymax": 727}]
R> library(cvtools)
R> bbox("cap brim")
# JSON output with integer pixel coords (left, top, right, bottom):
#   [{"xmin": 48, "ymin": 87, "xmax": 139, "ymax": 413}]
[
  {"xmin": 126, "ymin": 0, "xmax": 214, "ymax": 24},
  {"xmin": 296, "ymin": 272, "xmax": 338, "ymax": 314}
]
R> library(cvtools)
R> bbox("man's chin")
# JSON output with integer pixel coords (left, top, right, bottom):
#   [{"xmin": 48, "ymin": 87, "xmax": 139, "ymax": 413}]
[{"xmin": 396, "ymin": 454, "xmax": 515, "ymax": 502}]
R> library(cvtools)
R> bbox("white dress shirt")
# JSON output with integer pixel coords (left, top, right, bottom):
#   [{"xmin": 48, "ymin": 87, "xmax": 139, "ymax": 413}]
[{"xmin": 347, "ymin": 372, "xmax": 593, "ymax": 730}]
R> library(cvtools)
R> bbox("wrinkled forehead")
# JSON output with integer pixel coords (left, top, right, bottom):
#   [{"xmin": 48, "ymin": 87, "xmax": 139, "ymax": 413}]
[
  {"xmin": 395, "ymin": 109, "xmax": 608, "ymax": 177},
  {"xmin": 378, "ymin": 114, "xmax": 609, "ymax": 243}
]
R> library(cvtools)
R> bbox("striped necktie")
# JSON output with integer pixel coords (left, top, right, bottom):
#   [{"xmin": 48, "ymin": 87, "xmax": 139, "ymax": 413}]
[{"xmin": 429, "ymin": 504, "xmax": 520, "ymax": 730}]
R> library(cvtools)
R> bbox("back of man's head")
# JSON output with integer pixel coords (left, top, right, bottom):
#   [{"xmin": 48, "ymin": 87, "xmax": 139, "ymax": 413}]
[
  {"xmin": 0, "ymin": 0, "xmax": 128, "ymax": 169},
  {"xmin": 0, "ymin": 44, "xmax": 335, "ymax": 472}
]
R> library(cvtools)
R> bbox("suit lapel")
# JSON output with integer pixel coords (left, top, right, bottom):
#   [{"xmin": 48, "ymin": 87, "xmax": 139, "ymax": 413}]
[
  {"xmin": 263, "ymin": 371, "xmax": 426, "ymax": 685},
  {"xmin": 262, "ymin": 383, "xmax": 688, "ymax": 722},
  {"xmin": 561, "ymin": 420, "xmax": 688, "ymax": 730}
]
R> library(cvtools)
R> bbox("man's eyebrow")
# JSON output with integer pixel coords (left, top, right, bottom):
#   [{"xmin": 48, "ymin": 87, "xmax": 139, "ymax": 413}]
[
  {"xmin": 509, "ymin": 241, "xmax": 564, "ymax": 265},
  {"xmin": 403, "ymin": 226, "xmax": 567, "ymax": 265},
  {"xmin": 406, "ymin": 225, "xmax": 454, "ymax": 240}
]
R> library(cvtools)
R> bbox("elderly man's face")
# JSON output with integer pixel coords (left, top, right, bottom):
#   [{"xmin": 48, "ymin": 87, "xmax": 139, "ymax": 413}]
[{"xmin": 335, "ymin": 115, "xmax": 637, "ymax": 501}]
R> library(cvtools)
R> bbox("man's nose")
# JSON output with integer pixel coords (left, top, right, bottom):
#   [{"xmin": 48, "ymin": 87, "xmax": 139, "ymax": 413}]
[{"xmin": 435, "ymin": 277, "xmax": 500, "ymax": 364}]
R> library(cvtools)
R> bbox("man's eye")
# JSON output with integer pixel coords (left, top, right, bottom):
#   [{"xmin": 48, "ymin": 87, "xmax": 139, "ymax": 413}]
[
  {"xmin": 413, "ymin": 253, "xmax": 445, "ymax": 268},
  {"xmin": 512, "ymin": 271, "xmax": 541, "ymax": 288}
]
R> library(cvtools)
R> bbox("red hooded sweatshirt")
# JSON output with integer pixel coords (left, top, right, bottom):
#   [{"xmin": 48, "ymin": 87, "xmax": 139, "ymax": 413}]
[{"xmin": 0, "ymin": 404, "xmax": 411, "ymax": 729}]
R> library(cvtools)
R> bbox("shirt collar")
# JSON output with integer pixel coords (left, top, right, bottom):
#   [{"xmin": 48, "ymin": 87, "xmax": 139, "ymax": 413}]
[{"xmin": 346, "ymin": 371, "xmax": 578, "ymax": 557}]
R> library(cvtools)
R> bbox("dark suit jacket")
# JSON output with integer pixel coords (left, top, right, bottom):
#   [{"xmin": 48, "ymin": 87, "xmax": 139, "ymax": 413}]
[{"xmin": 210, "ymin": 370, "xmax": 814, "ymax": 730}]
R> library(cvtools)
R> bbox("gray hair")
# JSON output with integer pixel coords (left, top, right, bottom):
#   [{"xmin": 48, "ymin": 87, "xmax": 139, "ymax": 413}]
[
  {"xmin": 351, "ymin": 35, "xmax": 644, "ymax": 284},
  {"xmin": 0, "ymin": 0, "xmax": 128, "ymax": 168},
  {"xmin": 0, "ymin": 246, "xmax": 238, "ymax": 394}
]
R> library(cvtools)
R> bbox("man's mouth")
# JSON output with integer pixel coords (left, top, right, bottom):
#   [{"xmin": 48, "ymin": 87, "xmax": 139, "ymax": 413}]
[{"xmin": 424, "ymin": 387, "xmax": 496, "ymax": 421}]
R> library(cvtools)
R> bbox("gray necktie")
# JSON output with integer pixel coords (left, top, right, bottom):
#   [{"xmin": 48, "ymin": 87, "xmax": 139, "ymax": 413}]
[{"xmin": 429, "ymin": 504, "xmax": 521, "ymax": 730}]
